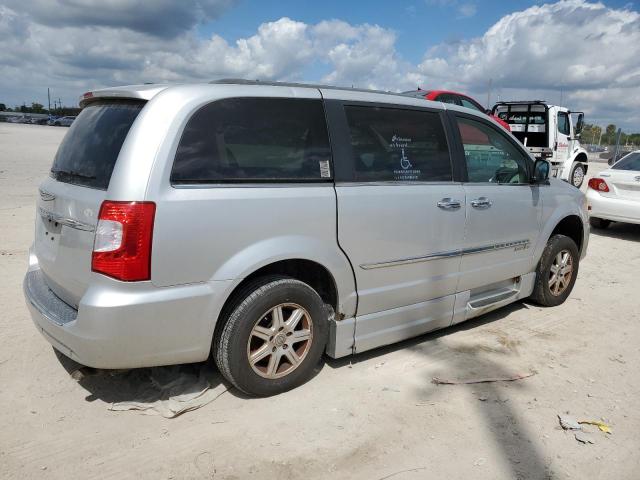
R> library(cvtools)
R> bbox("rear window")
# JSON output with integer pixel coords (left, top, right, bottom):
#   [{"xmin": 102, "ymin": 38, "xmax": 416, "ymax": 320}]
[
  {"xmin": 171, "ymin": 98, "xmax": 332, "ymax": 183},
  {"xmin": 51, "ymin": 100, "xmax": 145, "ymax": 189},
  {"xmin": 612, "ymin": 152, "xmax": 640, "ymax": 170},
  {"xmin": 344, "ymin": 105, "xmax": 451, "ymax": 182}
]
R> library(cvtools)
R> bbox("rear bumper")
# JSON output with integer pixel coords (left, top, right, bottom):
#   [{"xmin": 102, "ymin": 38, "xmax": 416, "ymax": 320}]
[
  {"xmin": 586, "ymin": 190, "xmax": 640, "ymax": 225},
  {"xmin": 24, "ymin": 251, "xmax": 232, "ymax": 369}
]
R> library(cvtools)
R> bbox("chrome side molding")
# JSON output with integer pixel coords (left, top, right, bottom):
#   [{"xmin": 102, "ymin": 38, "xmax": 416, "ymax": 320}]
[{"xmin": 360, "ymin": 239, "xmax": 530, "ymax": 270}]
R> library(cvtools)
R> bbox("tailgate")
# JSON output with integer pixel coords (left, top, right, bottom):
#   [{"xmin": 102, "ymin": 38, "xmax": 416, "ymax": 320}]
[
  {"xmin": 35, "ymin": 179, "xmax": 104, "ymax": 307},
  {"xmin": 33, "ymin": 99, "xmax": 146, "ymax": 307}
]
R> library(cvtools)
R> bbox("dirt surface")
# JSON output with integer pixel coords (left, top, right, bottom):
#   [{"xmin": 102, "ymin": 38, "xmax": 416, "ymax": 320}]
[{"xmin": 1, "ymin": 123, "xmax": 639, "ymax": 479}]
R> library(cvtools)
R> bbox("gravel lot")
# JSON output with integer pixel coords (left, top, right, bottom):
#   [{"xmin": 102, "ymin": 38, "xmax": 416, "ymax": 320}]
[{"xmin": 1, "ymin": 122, "xmax": 639, "ymax": 480}]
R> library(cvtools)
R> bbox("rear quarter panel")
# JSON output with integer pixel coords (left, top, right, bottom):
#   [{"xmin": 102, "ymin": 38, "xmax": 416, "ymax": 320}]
[{"xmin": 135, "ymin": 85, "xmax": 357, "ymax": 318}]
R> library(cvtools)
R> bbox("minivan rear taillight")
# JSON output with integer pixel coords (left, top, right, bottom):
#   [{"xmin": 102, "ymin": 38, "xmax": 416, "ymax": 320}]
[{"xmin": 92, "ymin": 201, "xmax": 155, "ymax": 281}]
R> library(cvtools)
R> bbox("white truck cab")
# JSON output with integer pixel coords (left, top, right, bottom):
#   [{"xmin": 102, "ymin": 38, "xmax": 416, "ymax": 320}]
[{"xmin": 493, "ymin": 101, "xmax": 588, "ymax": 188}]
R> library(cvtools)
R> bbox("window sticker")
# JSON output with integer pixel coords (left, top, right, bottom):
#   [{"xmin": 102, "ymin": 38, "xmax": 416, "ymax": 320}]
[
  {"xmin": 390, "ymin": 134, "xmax": 421, "ymax": 181},
  {"xmin": 319, "ymin": 160, "xmax": 331, "ymax": 178}
]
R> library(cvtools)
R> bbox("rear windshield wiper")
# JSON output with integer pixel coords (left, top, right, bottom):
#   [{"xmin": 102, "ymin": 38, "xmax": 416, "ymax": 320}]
[{"xmin": 51, "ymin": 169, "xmax": 97, "ymax": 180}]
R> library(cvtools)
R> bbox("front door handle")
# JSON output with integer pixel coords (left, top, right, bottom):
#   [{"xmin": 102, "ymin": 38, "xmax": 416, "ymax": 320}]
[
  {"xmin": 437, "ymin": 198, "xmax": 462, "ymax": 210},
  {"xmin": 471, "ymin": 197, "xmax": 492, "ymax": 209}
]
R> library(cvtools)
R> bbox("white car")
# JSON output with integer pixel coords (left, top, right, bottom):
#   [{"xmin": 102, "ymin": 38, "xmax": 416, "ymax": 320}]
[{"xmin": 587, "ymin": 150, "xmax": 640, "ymax": 228}]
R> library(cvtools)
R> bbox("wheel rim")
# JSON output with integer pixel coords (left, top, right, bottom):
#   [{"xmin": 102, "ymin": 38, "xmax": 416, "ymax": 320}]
[
  {"xmin": 572, "ymin": 166, "xmax": 584, "ymax": 187},
  {"xmin": 247, "ymin": 303, "xmax": 313, "ymax": 379},
  {"xmin": 548, "ymin": 249, "xmax": 574, "ymax": 296}
]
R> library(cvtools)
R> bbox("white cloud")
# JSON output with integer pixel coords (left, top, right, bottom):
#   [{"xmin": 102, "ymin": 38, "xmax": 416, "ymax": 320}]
[
  {"xmin": 419, "ymin": 0, "xmax": 640, "ymax": 127},
  {"xmin": 1, "ymin": 1, "xmax": 639, "ymax": 129}
]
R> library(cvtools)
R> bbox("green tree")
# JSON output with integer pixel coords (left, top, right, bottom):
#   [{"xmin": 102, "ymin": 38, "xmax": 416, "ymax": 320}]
[
  {"xmin": 0, "ymin": 103, "xmax": 6, "ymax": 111},
  {"xmin": 603, "ymin": 124, "xmax": 617, "ymax": 145}
]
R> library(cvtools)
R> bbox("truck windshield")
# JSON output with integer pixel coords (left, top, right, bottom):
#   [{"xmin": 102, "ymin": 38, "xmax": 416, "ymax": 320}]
[{"xmin": 51, "ymin": 100, "xmax": 145, "ymax": 189}]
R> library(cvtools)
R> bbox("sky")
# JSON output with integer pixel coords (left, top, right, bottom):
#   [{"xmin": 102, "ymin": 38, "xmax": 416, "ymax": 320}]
[{"xmin": 1, "ymin": 0, "xmax": 639, "ymax": 129}]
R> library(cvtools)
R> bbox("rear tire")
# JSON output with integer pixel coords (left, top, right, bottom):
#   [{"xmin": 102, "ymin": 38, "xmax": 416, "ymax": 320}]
[
  {"xmin": 569, "ymin": 163, "xmax": 585, "ymax": 189},
  {"xmin": 214, "ymin": 276, "xmax": 328, "ymax": 396},
  {"xmin": 589, "ymin": 217, "xmax": 611, "ymax": 229},
  {"xmin": 530, "ymin": 234, "xmax": 579, "ymax": 307}
]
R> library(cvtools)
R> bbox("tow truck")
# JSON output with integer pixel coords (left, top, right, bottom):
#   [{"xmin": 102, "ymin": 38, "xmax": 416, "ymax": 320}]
[{"xmin": 492, "ymin": 101, "xmax": 588, "ymax": 188}]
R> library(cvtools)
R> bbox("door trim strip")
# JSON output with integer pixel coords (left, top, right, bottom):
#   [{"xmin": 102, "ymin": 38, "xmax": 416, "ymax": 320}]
[{"xmin": 359, "ymin": 239, "xmax": 530, "ymax": 270}]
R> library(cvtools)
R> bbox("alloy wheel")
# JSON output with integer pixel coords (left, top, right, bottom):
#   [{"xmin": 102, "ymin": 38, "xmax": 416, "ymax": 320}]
[
  {"xmin": 246, "ymin": 303, "xmax": 313, "ymax": 379},
  {"xmin": 548, "ymin": 249, "xmax": 574, "ymax": 296}
]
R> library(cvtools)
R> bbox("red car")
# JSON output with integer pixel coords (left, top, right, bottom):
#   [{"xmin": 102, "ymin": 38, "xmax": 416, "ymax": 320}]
[{"xmin": 404, "ymin": 89, "xmax": 511, "ymax": 131}]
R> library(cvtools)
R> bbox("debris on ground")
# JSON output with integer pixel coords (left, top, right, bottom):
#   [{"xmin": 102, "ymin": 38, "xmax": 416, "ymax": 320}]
[
  {"xmin": 574, "ymin": 431, "xmax": 596, "ymax": 444},
  {"xmin": 71, "ymin": 363, "xmax": 227, "ymax": 418},
  {"xmin": 432, "ymin": 372, "xmax": 535, "ymax": 385},
  {"xmin": 579, "ymin": 420, "xmax": 612, "ymax": 434},
  {"xmin": 558, "ymin": 414, "xmax": 582, "ymax": 431}
]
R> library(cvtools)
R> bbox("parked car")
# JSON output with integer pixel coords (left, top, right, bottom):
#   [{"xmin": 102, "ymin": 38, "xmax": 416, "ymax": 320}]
[
  {"xmin": 24, "ymin": 81, "xmax": 589, "ymax": 396},
  {"xmin": 587, "ymin": 150, "xmax": 640, "ymax": 228},
  {"xmin": 404, "ymin": 89, "xmax": 511, "ymax": 131},
  {"xmin": 53, "ymin": 116, "xmax": 76, "ymax": 126},
  {"xmin": 492, "ymin": 101, "xmax": 588, "ymax": 188}
]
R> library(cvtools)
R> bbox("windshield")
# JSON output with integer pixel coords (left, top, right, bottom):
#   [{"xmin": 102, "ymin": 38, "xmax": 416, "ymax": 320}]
[
  {"xmin": 612, "ymin": 152, "xmax": 640, "ymax": 171},
  {"xmin": 51, "ymin": 100, "xmax": 145, "ymax": 189}
]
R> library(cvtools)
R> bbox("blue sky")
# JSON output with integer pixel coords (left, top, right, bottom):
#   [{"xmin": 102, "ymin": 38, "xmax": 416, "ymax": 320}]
[
  {"xmin": 1, "ymin": 0, "xmax": 639, "ymax": 129},
  {"xmin": 201, "ymin": 0, "xmax": 635, "ymax": 63}
]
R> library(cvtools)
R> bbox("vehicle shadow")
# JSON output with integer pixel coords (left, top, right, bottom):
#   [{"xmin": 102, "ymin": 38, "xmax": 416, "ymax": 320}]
[
  {"xmin": 326, "ymin": 299, "xmax": 552, "ymax": 479},
  {"xmin": 53, "ymin": 347, "xmax": 328, "ymax": 404},
  {"xmin": 590, "ymin": 222, "xmax": 640, "ymax": 241},
  {"xmin": 53, "ymin": 349, "xmax": 246, "ymax": 403}
]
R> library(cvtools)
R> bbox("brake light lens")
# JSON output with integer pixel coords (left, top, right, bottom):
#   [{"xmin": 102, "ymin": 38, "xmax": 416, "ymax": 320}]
[
  {"xmin": 92, "ymin": 201, "xmax": 155, "ymax": 281},
  {"xmin": 588, "ymin": 178, "xmax": 609, "ymax": 192}
]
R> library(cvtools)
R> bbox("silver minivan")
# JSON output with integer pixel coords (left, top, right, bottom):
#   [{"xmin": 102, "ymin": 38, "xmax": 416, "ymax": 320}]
[{"xmin": 24, "ymin": 80, "xmax": 589, "ymax": 396}]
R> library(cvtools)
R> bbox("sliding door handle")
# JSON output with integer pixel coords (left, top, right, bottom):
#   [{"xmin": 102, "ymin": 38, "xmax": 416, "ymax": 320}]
[{"xmin": 471, "ymin": 197, "xmax": 492, "ymax": 209}]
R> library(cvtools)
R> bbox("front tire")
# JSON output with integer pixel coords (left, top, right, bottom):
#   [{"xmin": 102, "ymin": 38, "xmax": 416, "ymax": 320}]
[
  {"xmin": 569, "ymin": 163, "xmax": 585, "ymax": 189},
  {"xmin": 530, "ymin": 234, "xmax": 579, "ymax": 307},
  {"xmin": 590, "ymin": 217, "xmax": 611, "ymax": 229},
  {"xmin": 214, "ymin": 276, "xmax": 329, "ymax": 396}
]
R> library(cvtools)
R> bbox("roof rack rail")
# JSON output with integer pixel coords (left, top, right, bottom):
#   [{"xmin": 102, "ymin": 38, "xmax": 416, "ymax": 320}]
[
  {"xmin": 208, "ymin": 78, "xmax": 410, "ymax": 99},
  {"xmin": 494, "ymin": 100, "xmax": 547, "ymax": 105}
]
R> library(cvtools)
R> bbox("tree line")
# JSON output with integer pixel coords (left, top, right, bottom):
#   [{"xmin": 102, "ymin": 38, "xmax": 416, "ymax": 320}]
[
  {"xmin": 580, "ymin": 123, "xmax": 640, "ymax": 146},
  {"xmin": 0, "ymin": 102, "xmax": 80, "ymax": 117}
]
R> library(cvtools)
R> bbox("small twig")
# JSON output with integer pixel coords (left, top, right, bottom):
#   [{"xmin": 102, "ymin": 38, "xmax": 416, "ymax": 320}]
[
  {"xmin": 377, "ymin": 467, "xmax": 428, "ymax": 480},
  {"xmin": 432, "ymin": 372, "xmax": 535, "ymax": 385}
]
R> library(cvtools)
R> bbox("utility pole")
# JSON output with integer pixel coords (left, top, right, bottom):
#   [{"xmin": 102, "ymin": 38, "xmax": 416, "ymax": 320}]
[
  {"xmin": 487, "ymin": 78, "xmax": 492, "ymax": 109},
  {"xmin": 47, "ymin": 88, "xmax": 51, "ymax": 114}
]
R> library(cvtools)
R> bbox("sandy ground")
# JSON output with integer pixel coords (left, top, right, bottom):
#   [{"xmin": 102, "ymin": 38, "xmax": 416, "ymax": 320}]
[{"xmin": 1, "ymin": 122, "xmax": 639, "ymax": 480}]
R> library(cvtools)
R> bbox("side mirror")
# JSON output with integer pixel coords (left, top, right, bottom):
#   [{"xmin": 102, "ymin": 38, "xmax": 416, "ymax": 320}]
[
  {"xmin": 532, "ymin": 159, "xmax": 550, "ymax": 183},
  {"xmin": 575, "ymin": 113, "xmax": 584, "ymax": 135}
]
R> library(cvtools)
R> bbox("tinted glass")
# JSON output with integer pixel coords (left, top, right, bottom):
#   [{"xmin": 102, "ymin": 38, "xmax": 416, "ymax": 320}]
[
  {"xmin": 171, "ymin": 98, "xmax": 331, "ymax": 183},
  {"xmin": 345, "ymin": 106, "xmax": 451, "ymax": 182},
  {"xmin": 460, "ymin": 97, "xmax": 483, "ymax": 112},
  {"xmin": 557, "ymin": 112, "xmax": 570, "ymax": 136},
  {"xmin": 436, "ymin": 94, "xmax": 461, "ymax": 106},
  {"xmin": 612, "ymin": 152, "xmax": 640, "ymax": 171},
  {"xmin": 457, "ymin": 116, "xmax": 530, "ymax": 183},
  {"xmin": 51, "ymin": 100, "xmax": 145, "ymax": 189}
]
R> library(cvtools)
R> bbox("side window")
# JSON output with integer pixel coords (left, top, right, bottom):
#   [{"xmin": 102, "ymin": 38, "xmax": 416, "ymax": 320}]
[
  {"xmin": 344, "ymin": 106, "xmax": 452, "ymax": 182},
  {"xmin": 171, "ymin": 98, "xmax": 332, "ymax": 183},
  {"xmin": 436, "ymin": 94, "xmax": 461, "ymax": 106},
  {"xmin": 457, "ymin": 116, "xmax": 531, "ymax": 184},
  {"xmin": 459, "ymin": 96, "xmax": 484, "ymax": 113},
  {"xmin": 557, "ymin": 112, "xmax": 570, "ymax": 136}
]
